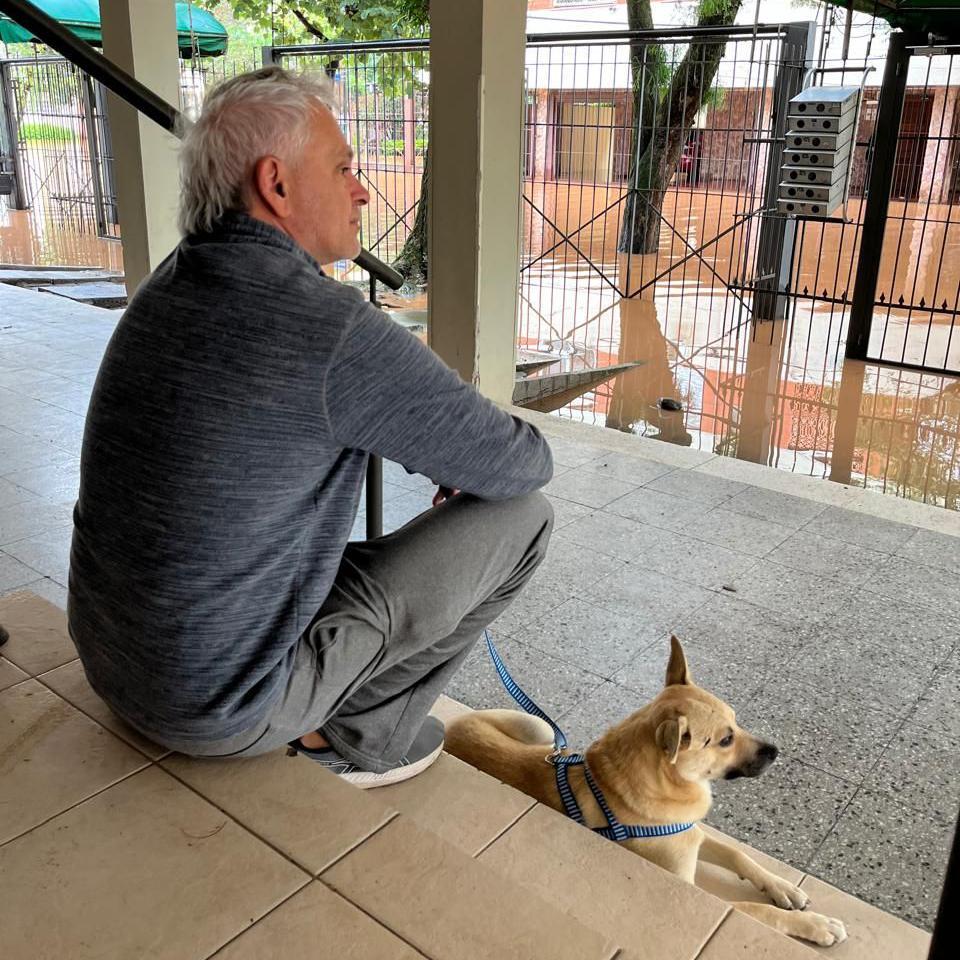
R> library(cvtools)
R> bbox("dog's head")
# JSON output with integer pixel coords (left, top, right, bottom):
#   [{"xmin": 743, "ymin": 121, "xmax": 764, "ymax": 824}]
[{"xmin": 649, "ymin": 635, "xmax": 778, "ymax": 784}]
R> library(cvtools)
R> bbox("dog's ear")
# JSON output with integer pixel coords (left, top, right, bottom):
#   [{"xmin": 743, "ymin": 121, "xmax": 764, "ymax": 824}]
[
  {"xmin": 666, "ymin": 634, "xmax": 692, "ymax": 686},
  {"xmin": 655, "ymin": 715, "xmax": 689, "ymax": 764}
]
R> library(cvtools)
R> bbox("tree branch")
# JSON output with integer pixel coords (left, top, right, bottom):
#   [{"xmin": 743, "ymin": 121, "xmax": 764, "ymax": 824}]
[{"xmin": 284, "ymin": 3, "xmax": 328, "ymax": 42}]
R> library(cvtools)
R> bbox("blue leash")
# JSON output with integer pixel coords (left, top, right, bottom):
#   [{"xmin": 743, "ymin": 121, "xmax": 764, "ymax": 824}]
[{"xmin": 484, "ymin": 629, "xmax": 694, "ymax": 842}]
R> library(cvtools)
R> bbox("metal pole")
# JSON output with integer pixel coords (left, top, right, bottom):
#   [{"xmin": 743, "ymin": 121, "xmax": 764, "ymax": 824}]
[
  {"xmin": 928, "ymin": 810, "xmax": 959, "ymax": 960},
  {"xmin": 80, "ymin": 72, "xmax": 108, "ymax": 236},
  {"xmin": 846, "ymin": 31, "xmax": 915, "ymax": 360},
  {"xmin": 0, "ymin": 60, "xmax": 26, "ymax": 209},
  {"xmin": 752, "ymin": 21, "xmax": 816, "ymax": 321},
  {"xmin": 0, "ymin": 0, "xmax": 404, "ymax": 290},
  {"xmin": 365, "ymin": 455, "xmax": 383, "ymax": 540},
  {"xmin": 365, "ymin": 270, "xmax": 383, "ymax": 539}
]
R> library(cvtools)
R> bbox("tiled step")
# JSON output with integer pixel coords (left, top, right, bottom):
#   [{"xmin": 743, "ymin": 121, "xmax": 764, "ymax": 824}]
[
  {"xmin": 0, "ymin": 591, "xmax": 934, "ymax": 960},
  {"xmin": 0, "ymin": 266, "xmax": 124, "ymax": 286},
  {"xmin": 38, "ymin": 280, "xmax": 128, "ymax": 308}
]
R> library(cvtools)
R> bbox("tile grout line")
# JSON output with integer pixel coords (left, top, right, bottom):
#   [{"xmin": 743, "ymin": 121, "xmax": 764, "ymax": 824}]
[
  {"xmin": 29, "ymin": 658, "xmax": 170, "ymax": 762},
  {"xmin": 156, "ymin": 757, "xmax": 400, "ymax": 882},
  {"xmin": 196, "ymin": 876, "xmax": 315, "ymax": 960},
  {"xmin": 312, "ymin": 807, "xmax": 402, "ymax": 878},
  {"xmin": 0, "ymin": 761, "xmax": 151, "ymax": 851},
  {"xmin": 471, "ymin": 798, "xmax": 540, "ymax": 859},
  {"xmin": 315, "ymin": 807, "xmax": 624, "ymax": 960},
  {"xmin": 293, "ymin": 878, "xmax": 442, "ymax": 960},
  {"xmin": 802, "ymin": 686, "xmax": 953, "ymax": 872},
  {"xmin": 688, "ymin": 905, "xmax": 734, "ymax": 959}
]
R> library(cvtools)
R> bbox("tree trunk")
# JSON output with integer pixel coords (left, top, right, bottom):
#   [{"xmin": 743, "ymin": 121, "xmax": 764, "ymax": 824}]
[
  {"xmin": 618, "ymin": 0, "xmax": 657, "ymax": 254},
  {"xmin": 618, "ymin": 1, "xmax": 743, "ymax": 255},
  {"xmin": 392, "ymin": 141, "xmax": 429, "ymax": 285}
]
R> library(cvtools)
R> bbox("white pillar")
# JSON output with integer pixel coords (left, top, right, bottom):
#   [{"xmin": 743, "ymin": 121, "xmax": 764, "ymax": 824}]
[
  {"xmin": 427, "ymin": 0, "xmax": 527, "ymax": 404},
  {"xmin": 100, "ymin": 0, "xmax": 181, "ymax": 294}
]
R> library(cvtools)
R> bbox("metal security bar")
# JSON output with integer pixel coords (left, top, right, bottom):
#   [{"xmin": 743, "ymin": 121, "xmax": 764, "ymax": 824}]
[
  {"xmin": 519, "ymin": 25, "xmax": 794, "ymax": 435},
  {"xmin": 0, "ymin": 52, "xmax": 261, "ymax": 241},
  {"xmin": 848, "ymin": 41, "xmax": 960, "ymax": 376},
  {"xmin": 0, "ymin": 55, "xmax": 118, "ymax": 237}
]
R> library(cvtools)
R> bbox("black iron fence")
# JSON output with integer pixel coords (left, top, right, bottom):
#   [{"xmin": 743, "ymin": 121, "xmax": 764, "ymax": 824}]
[
  {"xmin": 0, "ymin": 55, "xmax": 117, "ymax": 236},
  {"xmin": 848, "ymin": 43, "xmax": 960, "ymax": 375},
  {"xmin": 0, "ymin": 53, "xmax": 260, "ymax": 243}
]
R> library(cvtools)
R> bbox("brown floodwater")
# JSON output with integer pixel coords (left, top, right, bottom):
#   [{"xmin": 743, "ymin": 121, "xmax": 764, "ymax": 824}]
[{"xmin": 0, "ymin": 207, "xmax": 123, "ymax": 271}]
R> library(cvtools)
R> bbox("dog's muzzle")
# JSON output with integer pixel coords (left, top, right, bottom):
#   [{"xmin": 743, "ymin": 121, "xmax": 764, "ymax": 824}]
[{"xmin": 723, "ymin": 741, "xmax": 779, "ymax": 780}]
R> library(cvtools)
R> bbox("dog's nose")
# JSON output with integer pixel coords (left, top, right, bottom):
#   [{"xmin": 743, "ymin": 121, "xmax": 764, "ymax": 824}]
[{"xmin": 758, "ymin": 742, "xmax": 778, "ymax": 762}]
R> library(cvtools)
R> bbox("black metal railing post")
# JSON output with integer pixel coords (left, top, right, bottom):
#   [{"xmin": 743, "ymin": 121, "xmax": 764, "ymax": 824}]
[
  {"xmin": 928, "ymin": 810, "xmax": 959, "ymax": 960},
  {"xmin": 365, "ymin": 271, "xmax": 384, "ymax": 540},
  {"xmin": 365, "ymin": 455, "xmax": 383, "ymax": 540},
  {"xmin": 0, "ymin": 59, "xmax": 26, "ymax": 209},
  {"xmin": 846, "ymin": 30, "xmax": 914, "ymax": 360},
  {"xmin": 752, "ymin": 21, "xmax": 815, "ymax": 321}
]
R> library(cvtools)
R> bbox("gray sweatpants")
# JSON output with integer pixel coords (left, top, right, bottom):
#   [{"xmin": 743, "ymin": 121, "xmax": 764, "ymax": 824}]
[{"xmin": 174, "ymin": 490, "xmax": 554, "ymax": 765}]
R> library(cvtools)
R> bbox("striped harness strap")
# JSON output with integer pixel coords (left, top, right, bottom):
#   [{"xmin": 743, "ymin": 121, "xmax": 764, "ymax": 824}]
[{"xmin": 485, "ymin": 630, "xmax": 694, "ymax": 842}]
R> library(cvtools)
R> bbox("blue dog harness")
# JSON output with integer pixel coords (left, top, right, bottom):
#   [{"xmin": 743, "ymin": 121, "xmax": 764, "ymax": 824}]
[{"xmin": 485, "ymin": 630, "xmax": 694, "ymax": 842}]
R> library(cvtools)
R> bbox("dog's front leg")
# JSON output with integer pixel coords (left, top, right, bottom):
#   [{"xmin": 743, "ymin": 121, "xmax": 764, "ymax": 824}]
[
  {"xmin": 697, "ymin": 832, "xmax": 808, "ymax": 910},
  {"xmin": 730, "ymin": 902, "xmax": 848, "ymax": 947}
]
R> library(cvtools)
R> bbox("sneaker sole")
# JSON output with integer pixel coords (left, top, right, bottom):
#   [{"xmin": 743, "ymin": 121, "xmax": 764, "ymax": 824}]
[{"xmin": 340, "ymin": 740, "xmax": 445, "ymax": 789}]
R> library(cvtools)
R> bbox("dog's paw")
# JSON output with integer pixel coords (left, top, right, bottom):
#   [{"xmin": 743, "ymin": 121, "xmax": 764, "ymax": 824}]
[
  {"xmin": 798, "ymin": 912, "xmax": 848, "ymax": 947},
  {"xmin": 762, "ymin": 876, "xmax": 809, "ymax": 911}
]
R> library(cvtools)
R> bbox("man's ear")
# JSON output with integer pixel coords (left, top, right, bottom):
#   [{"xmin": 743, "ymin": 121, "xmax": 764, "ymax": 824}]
[
  {"xmin": 665, "ymin": 634, "xmax": 692, "ymax": 686},
  {"xmin": 655, "ymin": 716, "xmax": 689, "ymax": 764},
  {"xmin": 252, "ymin": 155, "xmax": 291, "ymax": 218}
]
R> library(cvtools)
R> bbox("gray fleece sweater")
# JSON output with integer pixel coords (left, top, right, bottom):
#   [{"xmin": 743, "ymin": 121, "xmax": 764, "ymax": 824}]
[{"xmin": 68, "ymin": 213, "xmax": 552, "ymax": 744}]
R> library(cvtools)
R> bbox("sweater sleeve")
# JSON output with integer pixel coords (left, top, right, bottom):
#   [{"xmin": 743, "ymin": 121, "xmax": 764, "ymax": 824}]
[{"xmin": 323, "ymin": 302, "xmax": 553, "ymax": 499}]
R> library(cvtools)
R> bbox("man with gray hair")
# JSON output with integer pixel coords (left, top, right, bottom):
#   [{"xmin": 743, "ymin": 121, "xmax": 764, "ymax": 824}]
[{"xmin": 68, "ymin": 66, "xmax": 554, "ymax": 787}]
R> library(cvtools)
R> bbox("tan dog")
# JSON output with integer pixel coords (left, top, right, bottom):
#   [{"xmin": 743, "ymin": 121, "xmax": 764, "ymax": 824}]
[{"xmin": 445, "ymin": 636, "xmax": 847, "ymax": 947}]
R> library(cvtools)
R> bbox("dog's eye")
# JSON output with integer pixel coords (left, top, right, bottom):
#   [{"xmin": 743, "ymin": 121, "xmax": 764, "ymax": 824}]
[{"xmin": 719, "ymin": 734, "xmax": 735, "ymax": 748}]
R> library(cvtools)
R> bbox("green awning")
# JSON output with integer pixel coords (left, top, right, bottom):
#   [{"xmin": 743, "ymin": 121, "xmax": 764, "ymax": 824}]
[{"xmin": 0, "ymin": 1, "xmax": 229, "ymax": 57}]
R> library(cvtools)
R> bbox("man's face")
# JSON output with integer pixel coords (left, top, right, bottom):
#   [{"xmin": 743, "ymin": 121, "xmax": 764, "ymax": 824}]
[{"xmin": 286, "ymin": 105, "xmax": 369, "ymax": 265}]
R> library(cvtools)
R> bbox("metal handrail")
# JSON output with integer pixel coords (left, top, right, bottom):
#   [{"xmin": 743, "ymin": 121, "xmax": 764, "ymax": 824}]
[
  {"xmin": 268, "ymin": 22, "xmax": 787, "ymax": 58},
  {"xmin": 0, "ymin": 0, "xmax": 404, "ymax": 290}
]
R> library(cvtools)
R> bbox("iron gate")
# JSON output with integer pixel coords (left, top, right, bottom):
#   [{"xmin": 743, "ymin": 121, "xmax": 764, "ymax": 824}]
[
  {"xmin": 0, "ymin": 53, "xmax": 260, "ymax": 246},
  {"xmin": 0, "ymin": 55, "xmax": 118, "ymax": 237},
  {"xmin": 846, "ymin": 34, "xmax": 960, "ymax": 376}
]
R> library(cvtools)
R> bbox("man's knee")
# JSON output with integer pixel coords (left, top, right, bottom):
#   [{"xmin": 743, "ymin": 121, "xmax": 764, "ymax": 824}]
[
  {"xmin": 509, "ymin": 490, "xmax": 554, "ymax": 562},
  {"xmin": 524, "ymin": 489, "xmax": 554, "ymax": 538}
]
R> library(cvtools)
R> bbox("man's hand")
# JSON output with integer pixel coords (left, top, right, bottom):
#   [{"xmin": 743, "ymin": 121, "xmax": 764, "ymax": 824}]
[{"xmin": 432, "ymin": 485, "xmax": 459, "ymax": 507}]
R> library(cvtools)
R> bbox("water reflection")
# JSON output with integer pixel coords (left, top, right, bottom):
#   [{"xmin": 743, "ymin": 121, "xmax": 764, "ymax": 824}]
[
  {"xmin": 606, "ymin": 255, "xmax": 691, "ymax": 446},
  {"xmin": 557, "ymin": 266, "xmax": 960, "ymax": 511},
  {"xmin": 0, "ymin": 206, "xmax": 122, "ymax": 270}
]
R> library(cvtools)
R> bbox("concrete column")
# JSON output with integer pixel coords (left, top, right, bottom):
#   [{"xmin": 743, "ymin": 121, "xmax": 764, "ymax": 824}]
[
  {"xmin": 100, "ymin": 0, "xmax": 181, "ymax": 294},
  {"xmin": 428, "ymin": 0, "xmax": 527, "ymax": 404}
]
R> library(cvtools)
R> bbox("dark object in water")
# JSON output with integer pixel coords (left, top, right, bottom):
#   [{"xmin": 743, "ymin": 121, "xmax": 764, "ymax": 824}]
[{"xmin": 658, "ymin": 397, "xmax": 683, "ymax": 412}]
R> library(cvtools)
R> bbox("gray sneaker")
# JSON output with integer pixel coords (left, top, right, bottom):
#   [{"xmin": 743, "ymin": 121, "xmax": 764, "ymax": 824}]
[{"xmin": 287, "ymin": 716, "xmax": 445, "ymax": 788}]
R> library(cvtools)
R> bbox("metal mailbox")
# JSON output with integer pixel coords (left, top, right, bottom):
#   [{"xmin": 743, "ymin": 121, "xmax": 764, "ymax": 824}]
[{"xmin": 778, "ymin": 86, "xmax": 860, "ymax": 217}]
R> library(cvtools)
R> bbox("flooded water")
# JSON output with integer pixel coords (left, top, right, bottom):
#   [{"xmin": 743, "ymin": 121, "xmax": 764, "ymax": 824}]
[
  {"xmin": 524, "ymin": 263, "xmax": 960, "ymax": 512},
  {"xmin": 0, "ymin": 207, "xmax": 123, "ymax": 271}
]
